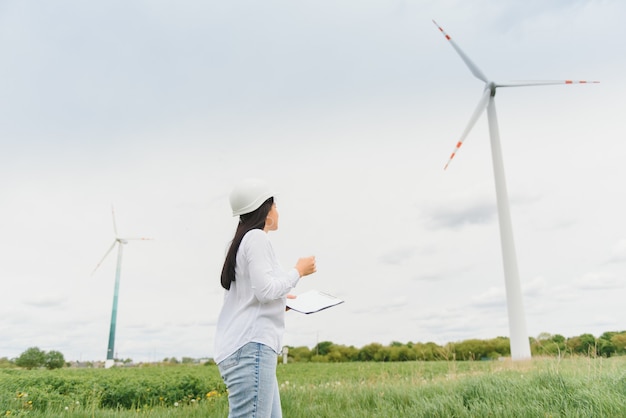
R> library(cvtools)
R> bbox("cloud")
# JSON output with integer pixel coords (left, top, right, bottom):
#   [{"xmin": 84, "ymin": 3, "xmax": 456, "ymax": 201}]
[
  {"xmin": 608, "ymin": 239, "xmax": 626, "ymax": 263},
  {"xmin": 428, "ymin": 202, "xmax": 497, "ymax": 229},
  {"xmin": 423, "ymin": 187, "xmax": 499, "ymax": 230},
  {"xmin": 573, "ymin": 273, "xmax": 624, "ymax": 291},
  {"xmin": 22, "ymin": 294, "xmax": 68, "ymax": 308},
  {"xmin": 411, "ymin": 273, "xmax": 446, "ymax": 283},
  {"xmin": 352, "ymin": 296, "xmax": 409, "ymax": 315},
  {"xmin": 470, "ymin": 287, "xmax": 506, "ymax": 310},
  {"xmin": 523, "ymin": 276, "xmax": 547, "ymax": 297},
  {"xmin": 456, "ymin": 189, "xmax": 542, "ymax": 229},
  {"xmin": 588, "ymin": 315, "xmax": 619, "ymax": 328},
  {"xmin": 548, "ymin": 285, "xmax": 579, "ymax": 302},
  {"xmin": 378, "ymin": 245, "xmax": 415, "ymax": 265}
]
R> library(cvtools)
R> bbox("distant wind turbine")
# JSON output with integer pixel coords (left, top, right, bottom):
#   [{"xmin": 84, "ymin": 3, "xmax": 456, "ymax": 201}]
[
  {"xmin": 433, "ymin": 20, "xmax": 598, "ymax": 360},
  {"xmin": 92, "ymin": 206, "xmax": 152, "ymax": 368}
]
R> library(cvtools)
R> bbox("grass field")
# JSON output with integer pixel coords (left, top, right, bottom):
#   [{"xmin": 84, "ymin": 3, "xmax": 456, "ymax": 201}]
[{"xmin": 2, "ymin": 356, "xmax": 625, "ymax": 417}]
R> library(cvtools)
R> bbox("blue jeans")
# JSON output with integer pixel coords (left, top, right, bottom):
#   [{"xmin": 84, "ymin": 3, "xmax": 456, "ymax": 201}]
[{"xmin": 218, "ymin": 342, "xmax": 282, "ymax": 418}]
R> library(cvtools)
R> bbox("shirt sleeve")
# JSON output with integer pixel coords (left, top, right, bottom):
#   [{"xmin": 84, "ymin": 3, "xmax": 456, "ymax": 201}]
[{"xmin": 242, "ymin": 230, "xmax": 300, "ymax": 304}]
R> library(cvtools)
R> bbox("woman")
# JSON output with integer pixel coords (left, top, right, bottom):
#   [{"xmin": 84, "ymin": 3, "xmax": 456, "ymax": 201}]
[{"xmin": 214, "ymin": 178, "xmax": 316, "ymax": 418}]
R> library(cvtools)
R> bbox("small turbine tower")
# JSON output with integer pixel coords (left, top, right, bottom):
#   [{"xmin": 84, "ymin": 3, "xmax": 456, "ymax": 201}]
[
  {"xmin": 433, "ymin": 20, "xmax": 597, "ymax": 360},
  {"xmin": 92, "ymin": 206, "xmax": 152, "ymax": 368}
]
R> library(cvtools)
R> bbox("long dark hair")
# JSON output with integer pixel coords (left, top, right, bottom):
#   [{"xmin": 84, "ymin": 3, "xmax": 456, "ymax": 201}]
[{"xmin": 220, "ymin": 197, "xmax": 274, "ymax": 290}]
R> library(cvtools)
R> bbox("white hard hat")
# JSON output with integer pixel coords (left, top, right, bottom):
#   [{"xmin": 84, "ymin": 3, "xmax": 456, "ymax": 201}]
[{"xmin": 229, "ymin": 178, "xmax": 274, "ymax": 217}]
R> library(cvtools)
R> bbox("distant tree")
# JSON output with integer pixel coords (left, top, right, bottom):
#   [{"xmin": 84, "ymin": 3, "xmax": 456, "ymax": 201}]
[
  {"xmin": 389, "ymin": 345, "xmax": 411, "ymax": 361},
  {"xmin": 45, "ymin": 350, "xmax": 65, "ymax": 369},
  {"xmin": 182, "ymin": 357, "xmax": 195, "ymax": 364},
  {"xmin": 0, "ymin": 357, "xmax": 14, "ymax": 368},
  {"xmin": 536, "ymin": 332, "xmax": 552, "ymax": 341},
  {"xmin": 597, "ymin": 338, "xmax": 616, "ymax": 357},
  {"xmin": 288, "ymin": 346, "xmax": 312, "ymax": 362},
  {"xmin": 358, "ymin": 343, "xmax": 383, "ymax": 361},
  {"xmin": 565, "ymin": 336, "xmax": 581, "ymax": 354},
  {"xmin": 327, "ymin": 345, "xmax": 359, "ymax": 362},
  {"xmin": 16, "ymin": 347, "xmax": 46, "ymax": 369},
  {"xmin": 486, "ymin": 337, "xmax": 510, "ymax": 358},
  {"xmin": 313, "ymin": 341, "xmax": 334, "ymax": 356},
  {"xmin": 610, "ymin": 333, "xmax": 626, "ymax": 354},
  {"xmin": 599, "ymin": 331, "xmax": 617, "ymax": 341},
  {"xmin": 439, "ymin": 343, "xmax": 456, "ymax": 361},
  {"xmin": 342, "ymin": 345, "xmax": 360, "ymax": 362},
  {"xmin": 413, "ymin": 342, "xmax": 440, "ymax": 361},
  {"xmin": 451, "ymin": 339, "xmax": 485, "ymax": 360},
  {"xmin": 579, "ymin": 334, "xmax": 597, "ymax": 356},
  {"xmin": 310, "ymin": 354, "xmax": 329, "ymax": 363},
  {"xmin": 373, "ymin": 346, "xmax": 391, "ymax": 362},
  {"xmin": 532, "ymin": 333, "xmax": 566, "ymax": 356},
  {"xmin": 597, "ymin": 332, "xmax": 617, "ymax": 356},
  {"xmin": 327, "ymin": 348, "xmax": 343, "ymax": 363},
  {"xmin": 567, "ymin": 334, "xmax": 597, "ymax": 356}
]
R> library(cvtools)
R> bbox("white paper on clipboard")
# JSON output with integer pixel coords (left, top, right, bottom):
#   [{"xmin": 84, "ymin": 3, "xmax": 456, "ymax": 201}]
[{"xmin": 286, "ymin": 290, "xmax": 344, "ymax": 314}]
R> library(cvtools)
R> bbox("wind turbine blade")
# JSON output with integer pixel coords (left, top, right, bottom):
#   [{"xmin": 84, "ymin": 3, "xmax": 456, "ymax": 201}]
[
  {"xmin": 432, "ymin": 20, "xmax": 489, "ymax": 83},
  {"xmin": 122, "ymin": 237, "xmax": 154, "ymax": 241},
  {"xmin": 497, "ymin": 80, "xmax": 600, "ymax": 88},
  {"xmin": 91, "ymin": 240, "xmax": 118, "ymax": 276},
  {"xmin": 111, "ymin": 205, "xmax": 119, "ymax": 237},
  {"xmin": 444, "ymin": 88, "xmax": 491, "ymax": 170}
]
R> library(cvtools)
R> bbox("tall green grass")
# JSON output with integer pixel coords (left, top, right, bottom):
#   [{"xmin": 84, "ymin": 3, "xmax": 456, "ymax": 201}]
[
  {"xmin": 2, "ymin": 357, "xmax": 625, "ymax": 417},
  {"xmin": 277, "ymin": 357, "xmax": 626, "ymax": 417}
]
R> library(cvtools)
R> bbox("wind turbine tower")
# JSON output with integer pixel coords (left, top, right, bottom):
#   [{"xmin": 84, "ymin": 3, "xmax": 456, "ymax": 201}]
[
  {"xmin": 92, "ymin": 206, "xmax": 152, "ymax": 368},
  {"xmin": 433, "ymin": 21, "xmax": 597, "ymax": 360}
]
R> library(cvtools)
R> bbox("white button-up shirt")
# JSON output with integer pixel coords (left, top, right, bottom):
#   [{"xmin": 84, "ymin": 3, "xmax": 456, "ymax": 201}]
[{"xmin": 214, "ymin": 229, "xmax": 300, "ymax": 364}]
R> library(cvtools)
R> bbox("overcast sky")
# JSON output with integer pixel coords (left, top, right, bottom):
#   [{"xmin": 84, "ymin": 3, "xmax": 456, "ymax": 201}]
[{"xmin": 1, "ymin": 0, "xmax": 625, "ymax": 362}]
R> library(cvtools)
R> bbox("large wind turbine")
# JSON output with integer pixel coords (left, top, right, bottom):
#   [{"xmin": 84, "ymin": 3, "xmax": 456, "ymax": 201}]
[
  {"xmin": 433, "ymin": 21, "xmax": 597, "ymax": 360},
  {"xmin": 92, "ymin": 206, "xmax": 152, "ymax": 368}
]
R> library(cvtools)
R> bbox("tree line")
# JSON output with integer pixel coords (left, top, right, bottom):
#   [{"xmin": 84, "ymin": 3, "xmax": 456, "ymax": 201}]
[
  {"xmin": 1, "ymin": 347, "xmax": 66, "ymax": 369},
  {"xmin": 285, "ymin": 331, "xmax": 626, "ymax": 363},
  {"xmin": 3, "ymin": 331, "xmax": 625, "ymax": 369}
]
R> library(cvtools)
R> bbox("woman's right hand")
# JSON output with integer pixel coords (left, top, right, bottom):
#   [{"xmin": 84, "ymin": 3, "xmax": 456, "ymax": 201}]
[{"xmin": 295, "ymin": 256, "xmax": 316, "ymax": 277}]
